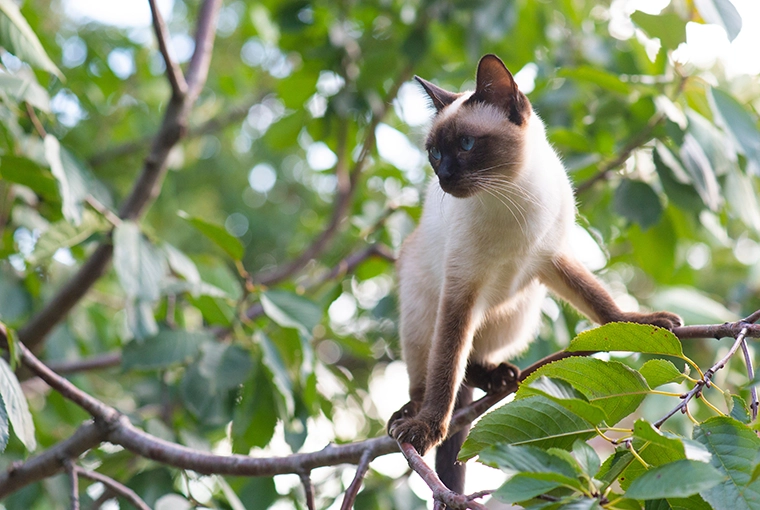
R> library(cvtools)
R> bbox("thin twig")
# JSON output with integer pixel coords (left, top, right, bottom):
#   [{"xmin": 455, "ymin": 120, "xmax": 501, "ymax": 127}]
[
  {"xmin": 64, "ymin": 459, "xmax": 80, "ymax": 510},
  {"xmin": 148, "ymin": 0, "xmax": 188, "ymax": 97},
  {"xmin": 45, "ymin": 353, "xmax": 122, "ymax": 374},
  {"xmin": 299, "ymin": 470, "xmax": 316, "ymax": 510},
  {"xmin": 85, "ymin": 196, "xmax": 121, "ymax": 227},
  {"xmin": 26, "ymin": 103, "xmax": 46, "ymax": 137},
  {"xmin": 398, "ymin": 442, "xmax": 488, "ymax": 510},
  {"xmin": 253, "ymin": 64, "xmax": 413, "ymax": 286},
  {"xmin": 75, "ymin": 466, "xmax": 151, "ymax": 510},
  {"xmin": 340, "ymin": 447, "xmax": 374, "ymax": 510},
  {"xmin": 741, "ymin": 339, "xmax": 758, "ymax": 421},
  {"xmin": 655, "ymin": 325, "xmax": 750, "ymax": 428}
]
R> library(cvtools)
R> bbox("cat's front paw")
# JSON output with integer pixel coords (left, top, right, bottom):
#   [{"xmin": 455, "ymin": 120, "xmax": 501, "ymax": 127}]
[
  {"xmin": 466, "ymin": 362, "xmax": 520, "ymax": 394},
  {"xmin": 387, "ymin": 400, "xmax": 420, "ymax": 434},
  {"xmin": 621, "ymin": 311, "xmax": 683, "ymax": 331},
  {"xmin": 388, "ymin": 416, "xmax": 445, "ymax": 455}
]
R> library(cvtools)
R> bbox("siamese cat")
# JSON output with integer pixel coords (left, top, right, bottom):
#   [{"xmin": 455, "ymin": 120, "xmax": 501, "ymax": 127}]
[{"xmin": 387, "ymin": 54, "xmax": 682, "ymax": 492}]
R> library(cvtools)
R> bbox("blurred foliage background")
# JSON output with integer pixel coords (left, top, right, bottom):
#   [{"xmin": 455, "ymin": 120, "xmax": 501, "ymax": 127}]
[{"xmin": 1, "ymin": 0, "xmax": 759, "ymax": 508}]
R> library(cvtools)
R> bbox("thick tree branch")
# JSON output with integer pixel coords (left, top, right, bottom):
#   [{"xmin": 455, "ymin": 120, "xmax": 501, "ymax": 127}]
[
  {"xmin": 149, "ymin": 0, "xmax": 188, "ymax": 98},
  {"xmin": 399, "ymin": 442, "xmax": 488, "ymax": 510},
  {"xmin": 17, "ymin": 0, "xmax": 222, "ymax": 351},
  {"xmin": 4, "ymin": 319, "xmax": 759, "ymax": 500}
]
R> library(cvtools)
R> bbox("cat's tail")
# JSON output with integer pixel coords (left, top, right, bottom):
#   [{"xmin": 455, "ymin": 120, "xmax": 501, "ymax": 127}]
[{"xmin": 435, "ymin": 383, "xmax": 474, "ymax": 495}]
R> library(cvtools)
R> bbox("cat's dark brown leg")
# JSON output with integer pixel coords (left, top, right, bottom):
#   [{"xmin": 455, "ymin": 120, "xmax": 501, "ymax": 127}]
[
  {"xmin": 541, "ymin": 254, "xmax": 682, "ymax": 329},
  {"xmin": 465, "ymin": 361, "xmax": 520, "ymax": 394},
  {"xmin": 388, "ymin": 285, "xmax": 477, "ymax": 455}
]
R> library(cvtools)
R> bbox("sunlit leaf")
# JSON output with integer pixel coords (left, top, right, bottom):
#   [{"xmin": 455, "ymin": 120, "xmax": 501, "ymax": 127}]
[
  {"xmin": 639, "ymin": 359, "xmax": 687, "ymax": 388},
  {"xmin": 0, "ymin": 0, "xmax": 62, "ymax": 76},
  {"xmin": 568, "ymin": 322, "xmax": 683, "ymax": 357},
  {"xmin": 710, "ymin": 88, "xmax": 760, "ymax": 175},
  {"xmin": 630, "ymin": 11, "xmax": 687, "ymax": 50},
  {"xmin": 260, "ymin": 290, "xmax": 322, "ymax": 337},
  {"xmin": 27, "ymin": 209, "xmax": 110, "ymax": 266},
  {"xmin": 113, "ymin": 221, "xmax": 167, "ymax": 302},
  {"xmin": 694, "ymin": 0, "xmax": 742, "ymax": 41},
  {"xmin": 0, "ymin": 357, "xmax": 35, "ymax": 451}
]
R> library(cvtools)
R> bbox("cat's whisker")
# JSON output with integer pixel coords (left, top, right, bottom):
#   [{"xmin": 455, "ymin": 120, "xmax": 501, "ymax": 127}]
[{"xmin": 480, "ymin": 185, "xmax": 527, "ymax": 235}]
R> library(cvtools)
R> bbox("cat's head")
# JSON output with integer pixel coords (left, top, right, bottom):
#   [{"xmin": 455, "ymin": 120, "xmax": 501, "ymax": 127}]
[{"xmin": 416, "ymin": 54, "xmax": 531, "ymax": 198}]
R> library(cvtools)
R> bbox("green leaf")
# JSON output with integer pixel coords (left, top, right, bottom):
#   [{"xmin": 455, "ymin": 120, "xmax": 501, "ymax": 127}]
[
  {"xmin": 480, "ymin": 444, "xmax": 582, "ymax": 480},
  {"xmin": 560, "ymin": 67, "xmax": 631, "ymax": 95},
  {"xmin": 694, "ymin": 416, "xmax": 760, "ymax": 510},
  {"xmin": 0, "ymin": 156, "xmax": 59, "ymax": 203},
  {"xmin": 520, "ymin": 357, "xmax": 650, "ymax": 425},
  {"xmin": 0, "ymin": 392, "xmax": 8, "ymax": 452},
  {"xmin": 122, "ymin": 329, "xmax": 210, "ymax": 371},
  {"xmin": 28, "ymin": 209, "xmax": 110, "ymax": 266},
  {"xmin": 646, "ymin": 495, "xmax": 713, "ymax": 510},
  {"xmin": 258, "ymin": 332, "xmax": 294, "ymax": 416},
  {"xmin": 232, "ymin": 361, "xmax": 279, "ymax": 452},
  {"xmin": 492, "ymin": 474, "xmax": 563, "ymax": 504},
  {"xmin": 679, "ymin": 133, "xmax": 722, "ymax": 211},
  {"xmin": 163, "ymin": 243, "xmax": 201, "ymax": 284},
  {"xmin": 725, "ymin": 168, "xmax": 760, "ymax": 233},
  {"xmin": 695, "ymin": 0, "xmax": 742, "ymax": 41},
  {"xmin": 640, "ymin": 359, "xmax": 687, "ymax": 388},
  {"xmin": 178, "ymin": 211, "xmax": 244, "ymax": 261},
  {"xmin": 113, "ymin": 221, "xmax": 167, "ymax": 302},
  {"xmin": 0, "ymin": 357, "xmax": 35, "ymax": 451},
  {"xmin": 519, "ymin": 376, "xmax": 609, "ymax": 424},
  {"xmin": 0, "ymin": 0, "xmax": 62, "ymax": 76},
  {"xmin": 573, "ymin": 440, "xmax": 601, "ymax": 478},
  {"xmin": 460, "ymin": 396, "xmax": 596, "ymax": 461},
  {"xmin": 260, "ymin": 290, "xmax": 322, "ymax": 337},
  {"xmin": 198, "ymin": 343, "xmax": 253, "ymax": 391},
  {"xmin": 630, "ymin": 11, "xmax": 687, "ymax": 50},
  {"xmin": 729, "ymin": 395, "xmax": 751, "ymax": 424},
  {"xmin": 0, "ymin": 73, "xmax": 49, "ymax": 112},
  {"xmin": 710, "ymin": 88, "xmax": 760, "ymax": 175},
  {"xmin": 614, "ymin": 180, "xmax": 663, "ymax": 230},
  {"xmin": 568, "ymin": 322, "xmax": 683, "ymax": 357},
  {"xmin": 654, "ymin": 144, "xmax": 705, "ymax": 212},
  {"xmin": 44, "ymin": 135, "xmax": 109, "ymax": 225},
  {"xmin": 625, "ymin": 460, "xmax": 723, "ymax": 500},
  {"xmin": 633, "ymin": 420, "xmax": 688, "ymax": 457}
]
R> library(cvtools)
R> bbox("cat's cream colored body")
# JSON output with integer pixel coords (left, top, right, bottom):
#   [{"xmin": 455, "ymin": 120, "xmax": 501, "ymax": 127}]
[{"xmin": 398, "ymin": 102, "xmax": 577, "ymax": 394}]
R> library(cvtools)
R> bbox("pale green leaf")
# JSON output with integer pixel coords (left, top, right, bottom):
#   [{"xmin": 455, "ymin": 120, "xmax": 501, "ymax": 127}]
[
  {"xmin": 679, "ymin": 133, "xmax": 722, "ymax": 211},
  {"xmin": 0, "ymin": 357, "xmax": 35, "ymax": 451},
  {"xmin": 695, "ymin": 0, "xmax": 742, "ymax": 41},
  {"xmin": 710, "ymin": 88, "xmax": 760, "ymax": 175},
  {"xmin": 0, "ymin": 0, "xmax": 62, "ymax": 76},
  {"xmin": 568, "ymin": 322, "xmax": 683, "ymax": 357},
  {"xmin": 493, "ymin": 474, "xmax": 563, "ymax": 504},
  {"xmin": 0, "ymin": 72, "xmax": 50, "ymax": 112},
  {"xmin": 630, "ymin": 11, "xmax": 687, "ymax": 50},
  {"xmin": 639, "ymin": 359, "xmax": 687, "ymax": 388},
  {"xmin": 0, "ymin": 393, "xmax": 9, "ymax": 452},
  {"xmin": 28, "ymin": 209, "xmax": 110, "ymax": 266},
  {"xmin": 113, "ymin": 221, "xmax": 167, "ymax": 302},
  {"xmin": 573, "ymin": 440, "xmax": 601, "ymax": 478},
  {"xmin": 260, "ymin": 290, "xmax": 322, "ymax": 337},
  {"xmin": 258, "ymin": 332, "xmax": 294, "ymax": 416}
]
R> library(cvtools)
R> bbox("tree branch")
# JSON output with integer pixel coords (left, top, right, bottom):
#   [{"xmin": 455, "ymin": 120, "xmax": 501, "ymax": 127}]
[
  {"xmin": 398, "ymin": 442, "xmax": 488, "ymax": 510},
  {"xmin": 148, "ymin": 0, "xmax": 188, "ymax": 98},
  {"xmin": 17, "ymin": 0, "xmax": 223, "ymax": 352},
  {"xmin": 340, "ymin": 446, "xmax": 375, "ymax": 510},
  {"xmin": 253, "ymin": 64, "xmax": 413, "ymax": 286},
  {"xmin": 64, "ymin": 459, "xmax": 80, "ymax": 510},
  {"xmin": 4, "ymin": 319, "xmax": 760, "ymax": 500},
  {"xmin": 88, "ymin": 98, "xmax": 257, "ymax": 167},
  {"xmin": 75, "ymin": 466, "xmax": 151, "ymax": 510},
  {"xmin": 299, "ymin": 470, "xmax": 316, "ymax": 510}
]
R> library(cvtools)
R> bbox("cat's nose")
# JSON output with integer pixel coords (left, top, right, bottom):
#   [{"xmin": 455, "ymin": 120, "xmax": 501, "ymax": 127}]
[{"xmin": 436, "ymin": 159, "xmax": 454, "ymax": 180}]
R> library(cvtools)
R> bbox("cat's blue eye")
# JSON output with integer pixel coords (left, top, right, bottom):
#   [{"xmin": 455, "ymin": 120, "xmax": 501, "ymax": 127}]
[
  {"xmin": 460, "ymin": 136, "xmax": 475, "ymax": 151},
  {"xmin": 430, "ymin": 146, "xmax": 441, "ymax": 160}
]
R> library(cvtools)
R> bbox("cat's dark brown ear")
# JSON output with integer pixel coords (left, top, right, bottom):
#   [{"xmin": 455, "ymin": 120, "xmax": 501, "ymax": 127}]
[
  {"xmin": 415, "ymin": 76, "xmax": 459, "ymax": 113},
  {"xmin": 471, "ymin": 54, "xmax": 529, "ymax": 125}
]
